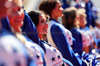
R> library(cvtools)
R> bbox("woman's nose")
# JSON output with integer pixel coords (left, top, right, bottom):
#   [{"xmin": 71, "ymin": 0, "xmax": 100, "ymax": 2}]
[
  {"xmin": 16, "ymin": 11, "xmax": 22, "ymax": 16},
  {"xmin": 45, "ymin": 22, "xmax": 48, "ymax": 28}
]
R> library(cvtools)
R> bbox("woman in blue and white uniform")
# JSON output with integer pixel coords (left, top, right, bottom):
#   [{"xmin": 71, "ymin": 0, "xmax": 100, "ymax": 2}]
[
  {"xmin": 28, "ymin": 10, "xmax": 73, "ymax": 66},
  {"xmin": 6, "ymin": 0, "xmax": 45, "ymax": 65},
  {"xmin": 0, "ymin": 0, "xmax": 36, "ymax": 66},
  {"xmin": 77, "ymin": 8, "xmax": 98, "ymax": 52},
  {"xmin": 39, "ymin": 0, "xmax": 87, "ymax": 66}
]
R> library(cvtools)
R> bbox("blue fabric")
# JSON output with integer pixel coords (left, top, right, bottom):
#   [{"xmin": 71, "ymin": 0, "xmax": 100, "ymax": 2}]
[
  {"xmin": 70, "ymin": 28, "xmax": 83, "ymax": 55},
  {"xmin": 1, "ymin": 16, "xmax": 11, "ymax": 32},
  {"xmin": 62, "ymin": 0, "xmax": 70, "ymax": 9},
  {"xmin": 85, "ymin": 2, "xmax": 92, "ymax": 27},
  {"xmin": 97, "ymin": 39, "xmax": 100, "ymax": 48},
  {"xmin": 75, "ymin": 4, "xmax": 83, "ymax": 9},
  {"xmin": 80, "ymin": 27, "xmax": 89, "ymax": 31},
  {"xmin": 71, "ymin": 37, "xmax": 77, "ymax": 52},
  {"xmin": 89, "ymin": 0, "xmax": 93, "ymax": 8},
  {"xmin": 62, "ymin": 58, "xmax": 73, "ymax": 66},
  {"xmin": 21, "ymin": 12, "xmax": 40, "ymax": 45},
  {"xmin": 50, "ymin": 23, "xmax": 84, "ymax": 65},
  {"xmin": 89, "ymin": 1, "xmax": 97, "ymax": 27},
  {"xmin": 91, "ymin": 11, "xmax": 97, "ymax": 27}
]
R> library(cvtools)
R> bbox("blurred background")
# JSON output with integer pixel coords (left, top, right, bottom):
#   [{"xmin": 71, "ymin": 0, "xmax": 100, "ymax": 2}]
[{"xmin": 22, "ymin": 0, "xmax": 100, "ymax": 18}]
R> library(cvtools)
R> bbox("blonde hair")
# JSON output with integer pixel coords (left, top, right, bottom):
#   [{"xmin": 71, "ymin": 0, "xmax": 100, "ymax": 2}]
[
  {"xmin": 64, "ymin": 7, "xmax": 77, "ymax": 12},
  {"xmin": 7, "ymin": 0, "xmax": 26, "ymax": 45},
  {"xmin": 15, "ymin": 33, "xmax": 26, "ymax": 44},
  {"xmin": 77, "ymin": 8, "xmax": 87, "ymax": 17}
]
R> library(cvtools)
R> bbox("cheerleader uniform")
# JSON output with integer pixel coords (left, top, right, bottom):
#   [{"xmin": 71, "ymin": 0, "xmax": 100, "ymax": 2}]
[
  {"xmin": 0, "ymin": 28, "xmax": 36, "ymax": 66},
  {"xmin": 1, "ymin": 15, "xmax": 46, "ymax": 66},
  {"xmin": 47, "ymin": 19, "xmax": 86, "ymax": 66}
]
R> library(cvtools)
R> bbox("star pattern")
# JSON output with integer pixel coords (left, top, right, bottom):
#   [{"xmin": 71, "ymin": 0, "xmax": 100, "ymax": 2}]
[
  {"xmin": 51, "ymin": 57, "xmax": 55, "ymax": 62},
  {"xmin": 53, "ymin": 48, "xmax": 56, "ymax": 52},
  {"xmin": 31, "ymin": 46, "xmax": 35, "ymax": 49},
  {"xmin": 58, "ymin": 55, "xmax": 60, "ymax": 59},
  {"xmin": 15, "ymin": 60, "xmax": 21, "ymax": 66},
  {"xmin": 36, "ymin": 55, "xmax": 40, "ymax": 59},
  {"xmin": 12, "ymin": 47, "xmax": 17, "ymax": 53},
  {"xmin": 69, "ymin": 37, "xmax": 71, "ymax": 40}
]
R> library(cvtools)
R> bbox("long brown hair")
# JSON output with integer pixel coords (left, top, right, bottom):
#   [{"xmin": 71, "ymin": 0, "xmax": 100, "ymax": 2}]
[
  {"xmin": 28, "ymin": 10, "xmax": 49, "ymax": 26},
  {"xmin": 39, "ymin": 0, "xmax": 58, "ymax": 17},
  {"xmin": 62, "ymin": 7, "xmax": 77, "ymax": 30}
]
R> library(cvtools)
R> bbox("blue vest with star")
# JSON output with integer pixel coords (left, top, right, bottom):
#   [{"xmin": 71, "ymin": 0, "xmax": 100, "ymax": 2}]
[{"xmin": 47, "ymin": 19, "xmax": 86, "ymax": 66}]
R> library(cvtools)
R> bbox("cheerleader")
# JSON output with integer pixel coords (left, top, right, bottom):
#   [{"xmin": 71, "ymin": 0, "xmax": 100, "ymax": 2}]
[
  {"xmin": 28, "ymin": 10, "xmax": 73, "ymax": 66},
  {"xmin": 6, "ymin": 0, "xmax": 45, "ymax": 65},
  {"xmin": 39, "ymin": 0, "xmax": 87, "ymax": 65},
  {"xmin": 0, "ymin": 0, "xmax": 36, "ymax": 66},
  {"xmin": 77, "ymin": 8, "xmax": 97, "ymax": 52}
]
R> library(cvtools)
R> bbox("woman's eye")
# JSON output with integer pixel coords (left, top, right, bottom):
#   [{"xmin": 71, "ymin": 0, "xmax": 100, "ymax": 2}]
[
  {"xmin": 41, "ymin": 21, "xmax": 44, "ymax": 23},
  {"xmin": 59, "ymin": 5, "xmax": 61, "ymax": 8},
  {"xmin": 18, "ymin": 8, "xmax": 21, "ymax": 11},
  {"xmin": 12, "ymin": 7, "xmax": 21, "ymax": 13}
]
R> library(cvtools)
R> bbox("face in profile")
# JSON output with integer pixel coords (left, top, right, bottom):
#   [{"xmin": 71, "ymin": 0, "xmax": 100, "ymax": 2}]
[
  {"xmin": 7, "ymin": 0, "xmax": 24, "ymax": 28},
  {"xmin": 51, "ymin": 0, "xmax": 63, "ymax": 17},
  {"xmin": 78, "ymin": 15, "xmax": 87, "ymax": 28},
  {"xmin": 36, "ymin": 13, "xmax": 48, "ymax": 34}
]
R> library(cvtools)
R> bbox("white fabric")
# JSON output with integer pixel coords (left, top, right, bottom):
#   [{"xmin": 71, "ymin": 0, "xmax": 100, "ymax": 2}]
[
  {"xmin": 47, "ymin": 20, "xmax": 58, "ymax": 48},
  {"xmin": 44, "ymin": 43, "xmax": 63, "ymax": 66},
  {"xmin": 94, "ymin": 27, "xmax": 100, "ymax": 39},
  {"xmin": 47, "ymin": 20, "xmax": 73, "ymax": 48},
  {"xmin": 25, "ymin": 41, "xmax": 43, "ymax": 66},
  {"xmin": 64, "ymin": 29, "xmax": 73, "ymax": 46},
  {"xmin": 85, "ymin": 30, "xmax": 94, "ymax": 43},
  {"xmin": 78, "ymin": 29, "xmax": 91, "ymax": 47},
  {"xmin": 0, "ymin": 35, "xmax": 27, "ymax": 66}
]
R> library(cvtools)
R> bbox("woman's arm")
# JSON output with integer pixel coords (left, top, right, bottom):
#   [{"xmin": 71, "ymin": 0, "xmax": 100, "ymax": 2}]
[{"xmin": 50, "ymin": 24, "xmax": 85, "ymax": 65}]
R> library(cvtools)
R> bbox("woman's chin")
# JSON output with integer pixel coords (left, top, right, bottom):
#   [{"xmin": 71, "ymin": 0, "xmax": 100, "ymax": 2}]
[
  {"xmin": 16, "ymin": 22, "xmax": 23, "ymax": 27},
  {"xmin": 39, "ymin": 32, "xmax": 48, "ymax": 34},
  {"xmin": 43, "ymin": 32, "xmax": 48, "ymax": 34}
]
